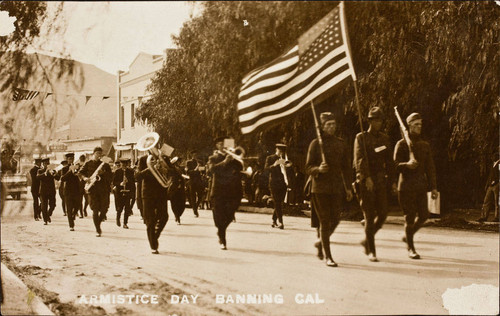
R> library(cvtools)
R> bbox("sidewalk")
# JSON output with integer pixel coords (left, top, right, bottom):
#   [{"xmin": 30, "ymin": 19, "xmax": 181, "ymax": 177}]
[{"xmin": 1, "ymin": 263, "xmax": 53, "ymax": 316}]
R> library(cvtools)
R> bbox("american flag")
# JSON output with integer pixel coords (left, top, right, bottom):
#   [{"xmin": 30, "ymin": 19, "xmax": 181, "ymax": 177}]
[{"xmin": 237, "ymin": 2, "xmax": 356, "ymax": 135}]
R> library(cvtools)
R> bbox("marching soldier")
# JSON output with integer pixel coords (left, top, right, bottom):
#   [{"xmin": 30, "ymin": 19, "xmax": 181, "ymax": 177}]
[
  {"xmin": 265, "ymin": 144, "xmax": 292, "ymax": 229},
  {"xmin": 60, "ymin": 153, "xmax": 80, "ymax": 231},
  {"xmin": 78, "ymin": 147, "xmax": 112, "ymax": 237},
  {"xmin": 112, "ymin": 158, "xmax": 135, "ymax": 229},
  {"xmin": 208, "ymin": 137, "xmax": 243, "ymax": 250},
  {"xmin": 394, "ymin": 113, "xmax": 438, "ymax": 259},
  {"xmin": 353, "ymin": 107, "xmax": 396, "ymax": 262},
  {"xmin": 37, "ymin": 157, "xmax": 57, "ymax": 225},
  {"xmin": 306, "ymin": 112, "xmax": 353, "ymax": 267},
  {"xmin": 29, "ymin": 158, "xmax": 42, "ymax": 221}
]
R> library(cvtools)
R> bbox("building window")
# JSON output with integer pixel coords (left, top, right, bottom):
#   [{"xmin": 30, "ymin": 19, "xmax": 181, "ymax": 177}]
[
  {"xmin": 120, "ymin": 106, "xmax": 124, "ymax": 129},
  {"xmin": 131, "ymin": 103, "xmax": 135, "ymax": 127}
]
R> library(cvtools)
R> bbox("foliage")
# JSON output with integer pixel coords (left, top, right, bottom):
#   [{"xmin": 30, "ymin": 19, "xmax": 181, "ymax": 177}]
[
  {"xmin": 0, "ymin": 1, "xmax": 73, "ymax": 150},
  {"xmin": 139, "ymin": 1, "xmax": 499, "ymax": 208}
]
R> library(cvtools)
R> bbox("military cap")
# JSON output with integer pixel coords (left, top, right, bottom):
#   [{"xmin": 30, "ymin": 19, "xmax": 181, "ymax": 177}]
[
  {"xmin": 214, "ymin": 136, "xmax": 226, "ymax": 144},
  {"xmin": 368, "ymin": 107, "xmax": 384, "ymax": 120},
  {"xmin": 34, "ymin": 158, "xmax": 42, "ymax": 163},
  {"xmin": 320, "ymin": 112, "xmax": 336, "ymax": 125},
  {"xmin": 93, "ymin": 146, "xmax": 103, "ymax": 153},
  {"xmin": 41, "ymin": 157, "xmax": 50, "ymax": 163},
  {"xmin": 119, "ymin": 158, "xmax": 131, "ymax": 163},
  {"xmin": 64, "ymin": 152, "xmax": 75, "ymax": 158},
  {"xmin": 406, "ymin": 112, "xmax": 422, "ymax": 125},
  {"xmin": 61, "ymin": 160, "xmax": 68, "ymax": 165},
  {"xmin": 275, "ymin": 143, "xmax": 287, "ymax": 149}
]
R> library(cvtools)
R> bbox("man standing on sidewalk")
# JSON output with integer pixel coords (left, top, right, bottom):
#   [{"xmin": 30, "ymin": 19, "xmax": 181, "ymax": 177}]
[{"xmin": 394, "ymin": 112, "xmax": 438, "ymax": 259}]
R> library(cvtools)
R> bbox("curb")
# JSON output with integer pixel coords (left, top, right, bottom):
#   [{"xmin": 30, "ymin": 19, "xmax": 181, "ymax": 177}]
[{"xmin": 1, "ymin": 263, "xmax": 54, "ymax": 315}]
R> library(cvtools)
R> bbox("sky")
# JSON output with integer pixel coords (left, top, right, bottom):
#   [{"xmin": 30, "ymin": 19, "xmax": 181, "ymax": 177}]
[{"xmin": 27, "ymin": 2, "xmax": 200, "ymax": 74}]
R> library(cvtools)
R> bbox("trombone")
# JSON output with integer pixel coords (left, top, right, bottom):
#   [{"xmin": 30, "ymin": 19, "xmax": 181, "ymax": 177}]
[{"xmin": 215, "ymin": 146, "xmax": 253, "ymax": 177}]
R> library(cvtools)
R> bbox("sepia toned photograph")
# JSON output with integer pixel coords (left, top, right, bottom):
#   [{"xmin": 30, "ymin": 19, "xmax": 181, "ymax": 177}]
[{"xmin": 0, "ymin": 1, "xmax": 498, "ymax": 315}]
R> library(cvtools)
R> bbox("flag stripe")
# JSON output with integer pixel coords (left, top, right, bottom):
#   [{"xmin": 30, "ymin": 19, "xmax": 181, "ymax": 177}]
[
  {"xmin": 238, "ymin": 45, "xmax": 348, "ymax": 113},
  {"xmin": 237, "ymin": 3, "xmax": 356, "ymax": 134},
  {"xmin": 241, "ymin": 46, "xmax": 299, "ymax": 87},
  {"xmin": 240, "ymin": 72, "xmax": 352, "ymax": 134},
  {"xmin": 239, "ymin": 62, "xmax": 351, "ymax": 130}
]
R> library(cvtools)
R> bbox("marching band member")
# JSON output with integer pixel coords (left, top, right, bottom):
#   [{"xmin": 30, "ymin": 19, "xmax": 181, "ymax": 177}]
[
  {"xmin": 168, "ymin": 156, "xmax": 186, "ymax": 225},
  {"xmin": 265, "ymin": 143, "xmax": 292, "ymax": 229},
  {"xmin": 135, "ymin": 146, "xmax": 169, "ymax": 254},
  {"xmin": 186, "ymin": 151, "xmax": 203, "ymax": 218},
  {"xmin": 57, "ymin": 160, "xmax": 68, "ymax": 216},
  {"xmin": 76, "ymin": 155, "xmax": 88, "ymax": 218},
  {"xmin": 78, "ymin": 147, "xmax": 112, "ymax": 237},
  {"xmin": 37, "ymin": 157, "xmax": 57, "ymax": 225},
  {"xmin": 61, "ymin": 153, "xmax": 80, "ymax": 231},
  {"xmin": 112, "ymin": 158, "xmax": 135, "ymax": 229},
  {"xmin": 207, "ymin": 137, "xmax": 243, "ymax": 250}
]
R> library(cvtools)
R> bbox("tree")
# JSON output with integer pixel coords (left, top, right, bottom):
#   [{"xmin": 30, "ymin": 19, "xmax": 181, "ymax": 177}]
[
  {"xmin": 138, "ymin": 1, "xmax": 499, "ymax": 209},
  {"xmin": 0, "ymin": 1, "xmax": 75, "ymax": 149}
]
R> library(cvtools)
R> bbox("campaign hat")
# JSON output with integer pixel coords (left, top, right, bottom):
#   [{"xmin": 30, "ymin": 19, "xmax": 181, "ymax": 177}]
[{"xmin": 406, "ymin": 113, "xmax": 422, "ymax": 125}]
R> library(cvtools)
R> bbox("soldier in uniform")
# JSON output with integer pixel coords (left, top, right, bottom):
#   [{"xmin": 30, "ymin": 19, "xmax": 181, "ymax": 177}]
[
  {"xmin": 57, "ymin": 160, "xmax": 68, "ymax": 216},
  {"xmin": 37, "ymin": 157, "xmax": 57, "ymax": 225},
  {"xmin": 78, "ymin": 147, "xmax": 112, "ymax": 237},
  {"xmin": 264, "ymin": 144, "xmax": 292, "ymax": 229},
  {"xmin": 208, "ymin": 137, "xmax": 243, "ymax": 250},
  {"xmin": 306, "ymin": 112, "xmax": 353, "ymax": 267},
  {"xmin": 135, "ymin": 150, "xmax": 169, "ymax": 254},
  {"xmin": 394, "ymin": 113, "xmax": 438, "ymax": 259},
  {"xmin": 112, "ymin": 158, "xmax": 135, "ymax": 229},
  {"xmin": 29, "ymin": 158, "xmax": 42, "ymax": 221},
  {"xmin": 353, "ymin": 107, "xmax": 397, "ymax": 262},
  {"xmin": 60, "ymin": 153, "xmax": 80, "ymax": 231}
]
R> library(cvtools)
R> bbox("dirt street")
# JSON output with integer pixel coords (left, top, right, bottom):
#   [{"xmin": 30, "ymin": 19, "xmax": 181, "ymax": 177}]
[{"xmin": 1, "ymin": 196, "xmax": 499, "ymax": 315}]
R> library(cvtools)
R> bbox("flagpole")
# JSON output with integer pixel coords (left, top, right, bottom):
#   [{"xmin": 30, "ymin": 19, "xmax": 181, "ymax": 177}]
[{"xmin": 310, "ymin": 100, "xmax": 327, "ymax": 164}]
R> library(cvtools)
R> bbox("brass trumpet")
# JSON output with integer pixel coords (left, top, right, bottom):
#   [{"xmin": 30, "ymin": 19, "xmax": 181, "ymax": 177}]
[{"xmin": 136, "ymin": 132, "xmax": 170, "ymax": 188}]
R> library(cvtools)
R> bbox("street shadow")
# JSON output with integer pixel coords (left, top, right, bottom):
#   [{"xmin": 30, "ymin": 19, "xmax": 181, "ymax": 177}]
[
  {"xmin": 331, "ymin": 241, "xmax": 434, "ymax": 252},
  {"xmin": 166, "ymin": 251, "xmax": 246, "ymax": 264},
  {"xmin": 377, "ymin": 237, "xmax": 481, "ymax": 248},
  {"xmin": 341, "ymin": 260, "xmax": 497, "ymax": 280},
  {"xmin": 230, "ymin": 247, "xmax": 309, "ymax": 258}
]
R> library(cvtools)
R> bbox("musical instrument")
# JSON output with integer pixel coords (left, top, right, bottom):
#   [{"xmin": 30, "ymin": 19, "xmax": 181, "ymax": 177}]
[
  {"xmin": 394, "ymin": 107, "xmax": 416, "ymax": 162},
  {"xmin": 136, "ymin": 132, "xmax": 170, "ymax": 188},
  {"xmin": 120, "ymin": 169, "xmax": 130, "ymax": 193},
  {"xmin": 84, "ymin": 161, "xmax": 105, "ymax": 193},
  {"xmin": 215, "ymin": 146, "xmax": 246, "ymax": 165}
]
